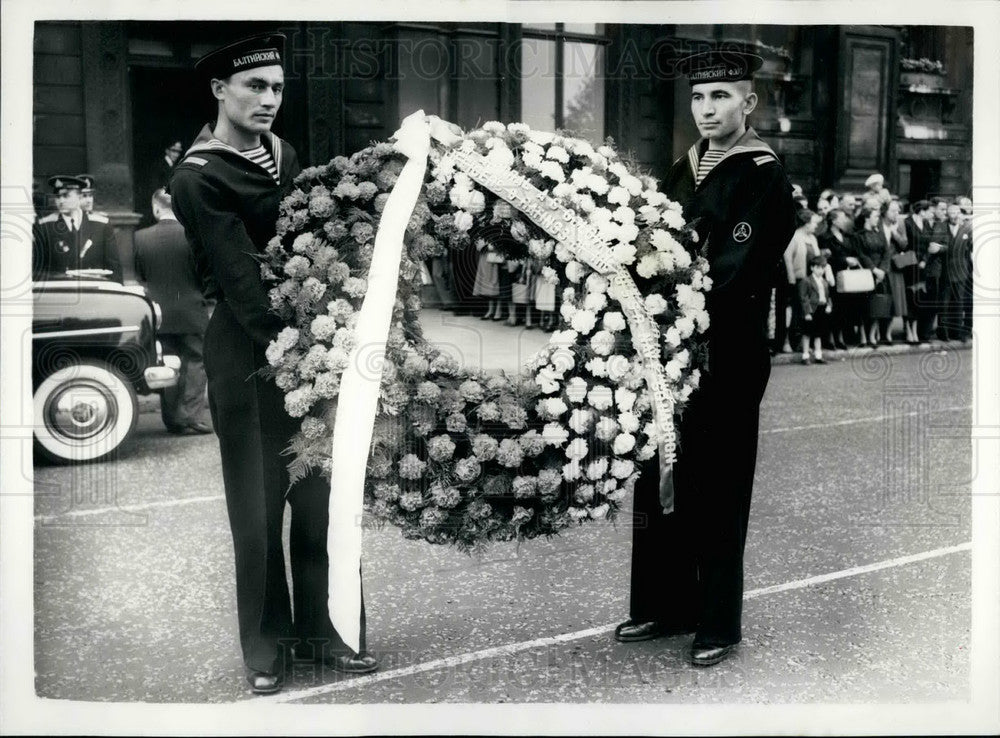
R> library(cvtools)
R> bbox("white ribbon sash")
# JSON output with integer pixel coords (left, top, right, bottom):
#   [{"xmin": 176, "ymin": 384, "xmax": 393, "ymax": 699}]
[{"xmin": 327, "ymin": 111, "xmax": 431, "ymax": 653}]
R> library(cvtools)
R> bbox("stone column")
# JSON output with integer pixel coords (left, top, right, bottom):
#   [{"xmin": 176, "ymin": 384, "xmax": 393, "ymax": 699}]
[{"xmin": 81, "ymin": 22, "xmax": 142, "ymax": 281}]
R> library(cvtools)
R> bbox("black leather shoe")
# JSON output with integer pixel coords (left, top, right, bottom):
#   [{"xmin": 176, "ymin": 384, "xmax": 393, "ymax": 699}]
[
  {"xmin": 185, "ymin": 421, "xmax": 214, "ymax": 434},
  {"xmin": 328, "ymin": 653, "xmax": 379, "ymax": 674},
  {"xmin": 246, "ymin": 669, "xmax": 284, "ymax": 694},
  {"xmin": 614, "ymin": 620, "xmax": 695, "ymax": 643},
  {"xmin": 291, "ymin": 646, "xmax": 379, "ymax": 674},
  {"xmin": 689, "ymin": 643, "xmax": 736, "ymax": 666}
]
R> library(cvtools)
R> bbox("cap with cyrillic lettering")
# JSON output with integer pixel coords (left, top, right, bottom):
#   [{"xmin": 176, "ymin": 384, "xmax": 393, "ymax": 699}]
[
  {"xmin": 194, "ymin": 32, "xmax": 286, "ymax": 80},
  {"xmin": 676, "ymin": 49, "xmax": 764, "ymax": 85}
]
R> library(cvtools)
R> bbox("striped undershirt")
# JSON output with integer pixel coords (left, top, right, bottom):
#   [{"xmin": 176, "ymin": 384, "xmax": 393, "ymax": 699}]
[
  {"xmin": 695, "ymin": 149, "xmax": 724, "ymax": 186},
  {"xmin": 242, "ymin": 144, "xmax": 279, "ymax": 183}
]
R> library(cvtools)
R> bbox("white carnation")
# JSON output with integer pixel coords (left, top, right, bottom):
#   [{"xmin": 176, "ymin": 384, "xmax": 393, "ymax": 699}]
[
  {"xmin": 612, "ymin": 433, "xmax": 636, "ymax": 454},
  {"xmin": 566, "ymin": 438, "xmax": 589, "ymax": 460},
  {"xmin": 615, "ymin": 387, "xmax": 637, "ymax": 412},
  {"xmin": 585, "ymin": 357, "xmax": 608, "ymax": 377},
  {"xmin": 587, "ymin": 385, "xmax": 615, "ymax": 411},
  {"xmin": 607, "ymin": 186, "xmax": 631, "ymax": 206},
  {"xmin": 644, "ymin": 294, "xmax": 668, "ymax": 315},
  {"xmin": 603, "ymin": 312, "xmax": 626, "ymax": 332},
  {"xmin": 590, "ymin": 330, "xmax": 616, "ymax": 356},
  {"xmin": 565, "ymin": 261, "xmax": 587, "ymax": 283},
  {"xmin": 637, "ymin": 253, "xmax": 661, "ymax": 279},
  {"xmin": 566, "ymin": 377, "xmax": 589, "ymax": 403},
  {"xmin": 569, "ymin": 408, "xmax": 593, "ymax": 434},
  {"xmin": 618, "ymin": 411, "xmax": 640, "ymax": 433},
  {"xmin": 570, "ymin": 309, "xmax": 597, "ymax": 334},
  {"xmin": 611, "ymin": 242, "xmax": 637, "ymax": 266},
  {"xmin": 583, "ymin": 292, "xmax": 608, "ymax": 313},
  {"xmin": 542, "ymin": 422, "xmax": 570, "ymax": 446}
]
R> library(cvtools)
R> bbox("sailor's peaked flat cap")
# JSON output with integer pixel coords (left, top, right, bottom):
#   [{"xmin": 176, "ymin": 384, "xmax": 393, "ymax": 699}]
[
  {"xmin": 195, "ymin": 32, "xmax": 286, "ymax": 80},
  {"xmin": 676, "ymin": 49, "xmax": 764, "ymax": 85}
]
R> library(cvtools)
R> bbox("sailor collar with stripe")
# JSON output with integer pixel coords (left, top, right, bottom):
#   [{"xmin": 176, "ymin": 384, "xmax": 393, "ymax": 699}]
[
  {"xmin": 182, "ymin": 124, "xmax": 285, "ymax": 183},
  {"xmin": 685, "ymin": 127, "xmax": 778, "ymax": 189}
]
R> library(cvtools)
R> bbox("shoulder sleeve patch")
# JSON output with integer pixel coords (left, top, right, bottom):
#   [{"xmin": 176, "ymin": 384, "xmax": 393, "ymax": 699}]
[
  {"xmin": 88, "ymin": 213, "xmax": 110, "ymax": 223},
  {"xmin": 38, "ymin": 213, "xmax": 59, "ymax": 224},
  {"xmin": 753, "ymin": 154, "xmax": 777, "ymax": 166}
]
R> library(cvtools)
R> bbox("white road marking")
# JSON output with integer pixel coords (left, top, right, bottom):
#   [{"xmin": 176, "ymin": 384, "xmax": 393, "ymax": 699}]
[
  {"xmin": 760, "ymin": 404, "xmax": 971, "ymax": 435},
  {"xmin": 32, "ymin": 406, "xmax": 973, "ymax": 524},
  {"xmin": 33, "ymin": 494, "xmax": 224, "ymax": 523},
  {"xmin": 268, "ymin": 541, "xmax": 972, "ymax": 703}
]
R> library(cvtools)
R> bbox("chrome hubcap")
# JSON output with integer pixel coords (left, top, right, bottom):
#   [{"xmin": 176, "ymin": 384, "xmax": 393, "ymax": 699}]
[{"xmin": 47, "ymin": 382, "xmax": 115, "ymax": 441}]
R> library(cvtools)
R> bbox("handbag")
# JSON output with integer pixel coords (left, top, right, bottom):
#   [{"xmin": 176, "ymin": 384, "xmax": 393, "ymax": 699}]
[
  {"xmin": 835, "ymin": 265, "xmax": 875, "ymax": 294},
  {"xmin": 511, "ymin": 282, "xmax": 530, "ymax": 304},
  {"xmin": 891, "ymin": 250, "xmax": 918, "ymax": 270},
  {"xmin": 868, "ymin": 281, "xmax": 892, "ymax": 319}
]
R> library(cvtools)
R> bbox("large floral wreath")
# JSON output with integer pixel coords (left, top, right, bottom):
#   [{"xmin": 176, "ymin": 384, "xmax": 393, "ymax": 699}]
[{"xmin": 259, "ymin": 119, "xmax": 711, "ymax": 550}]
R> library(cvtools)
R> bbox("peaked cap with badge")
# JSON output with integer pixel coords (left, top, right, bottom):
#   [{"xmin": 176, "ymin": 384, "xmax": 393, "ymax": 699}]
[{"xmin": 34, "ymin": 175, "xmax": 121, "ymax": 281}]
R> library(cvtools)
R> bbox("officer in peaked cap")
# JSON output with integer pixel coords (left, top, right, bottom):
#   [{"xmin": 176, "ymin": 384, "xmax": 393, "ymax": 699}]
[
  {"xmin": 169, "ymin": 32, "xmax": 377, "ymax": 695},
  {"xmin": 77, "ymin": 174, "xmax": 97, "ymax": 213},
  {"xmin": 616, "ymin": 47, "xmax": 795, "ymax": 666},
  {"xmin": 32, "ymin": 175, "xmax": 122, "ymax": 282}
]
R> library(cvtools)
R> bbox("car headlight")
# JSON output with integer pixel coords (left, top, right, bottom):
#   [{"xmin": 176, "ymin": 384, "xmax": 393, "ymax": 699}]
[{"xmin": 152, "ymin": 300, "xmax": 163, "ymax": 330}]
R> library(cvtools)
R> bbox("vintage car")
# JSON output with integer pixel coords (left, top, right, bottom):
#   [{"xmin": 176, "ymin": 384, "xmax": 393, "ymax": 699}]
[{"xmin": 32, "ymin": 275, "xmax": 179, "ymax": 463}]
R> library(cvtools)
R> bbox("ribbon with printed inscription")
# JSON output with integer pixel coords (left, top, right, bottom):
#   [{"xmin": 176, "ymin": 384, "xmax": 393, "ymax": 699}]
[{"xmin": 428, "ymin": 117, "xmax": 678, "ymax": 510}]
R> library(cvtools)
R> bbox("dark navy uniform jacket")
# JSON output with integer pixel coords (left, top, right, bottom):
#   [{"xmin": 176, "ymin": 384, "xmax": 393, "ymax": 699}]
[
  {"xmin": 169, "ymin": 124, "xmax": 300, "ymax": 347},
  {"xmin": 32, "ymin": 211, "xmax": 122, "ymax": 283},
  {"xmin": 662, "ymin": 127, "xmax": 795, "ymax": 399}
]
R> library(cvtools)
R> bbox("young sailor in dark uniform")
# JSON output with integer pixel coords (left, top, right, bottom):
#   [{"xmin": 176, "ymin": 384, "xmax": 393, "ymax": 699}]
[
  {"xmin": 169, "ymin": 33, "xmax": 377, "ymax": 695},
  {"xmin": 616, "ymin": 48, "xmax": 796, "ymax": 666},
  {"xmin": 32, "ymin": 175, "xmax": 122, "ymax": 282}
]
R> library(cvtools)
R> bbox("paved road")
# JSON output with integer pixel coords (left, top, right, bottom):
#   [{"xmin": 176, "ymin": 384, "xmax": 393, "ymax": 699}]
[{"xmin": 33, "ymin": 345, "xmax": 973, "ymax": 704}]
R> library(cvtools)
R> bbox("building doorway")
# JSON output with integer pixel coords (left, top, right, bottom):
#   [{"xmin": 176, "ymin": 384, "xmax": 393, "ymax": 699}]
[
  {"xmin": 129, "ymin": 66, "xmax": 211, "ymax": 227},
  {"xmin": 898, "ymin": 160, "xmax": 941, "ymax": 205}
]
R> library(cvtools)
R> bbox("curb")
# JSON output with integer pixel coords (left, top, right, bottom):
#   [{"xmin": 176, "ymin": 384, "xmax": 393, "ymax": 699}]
[{"xmin": 769, "ymin": 338, "xmax": 972, "ymax": 366}]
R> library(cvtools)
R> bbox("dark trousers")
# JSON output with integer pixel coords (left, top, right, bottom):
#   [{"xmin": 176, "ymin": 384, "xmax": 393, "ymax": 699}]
[
  {"xmin": 772, "ymin": 281, "xmax": 792, "ymax": 350},
  {"xmin": 158, "ymin": 332, "xmax": 208, "ymax": 430},
  {"xmin": 805, "ymin": 308, "xmax": 831, "ymax": 340},
  {"xmin": 628, "ymin": 353, "xmax": 767, "ymax": 646},
  {"xmin": 938, "ymin": 277, "xmax": 973, "ymax": 341},
  {"xmin": 427, "ymin": 256, "xmax": 456, "ymax": 310},
  {"xmin": 916, "ymin": 275, "xmax": 942, "ymax": 341},
  {"xmin": 205, "ymin": 302, "xmax": 365, "ymax": 674}
]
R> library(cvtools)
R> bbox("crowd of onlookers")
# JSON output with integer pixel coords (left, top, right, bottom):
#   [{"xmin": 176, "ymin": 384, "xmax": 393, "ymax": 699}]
[
  {"xmin": 424, "ymin": 171, "xmax": 976, "ymax": 361},
  {"xmin": 775, "ymin": 173, "xmax": 974, "ymax": 364},
  {"xmin": 424, "ymin": 247, "xmax": 561, "ymax": 331}
]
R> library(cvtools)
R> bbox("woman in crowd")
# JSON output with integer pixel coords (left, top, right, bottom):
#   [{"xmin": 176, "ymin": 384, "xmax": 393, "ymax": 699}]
[
  {"xmin": 854, "ymin": 205, "xmax": 893, "ymax": 345},
  {"xmin": 904, "ymin": 200, "xmax": 934, "ymax": 344},
  {"xmin": 783, "ymin": 208, "xmax": 824, "ymax": 351},
  {"xmin": 819, "ymin": 208, "xmax": 861, "ymax": 348},
  {"xmin": 881, "ymin": 199, "xmax": 918, "ymax": 344},
  {"xmin": 473, "ymin": 238, "xmax": 503, "ymax": 320}
]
